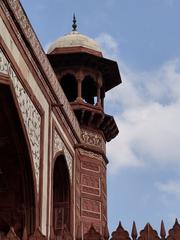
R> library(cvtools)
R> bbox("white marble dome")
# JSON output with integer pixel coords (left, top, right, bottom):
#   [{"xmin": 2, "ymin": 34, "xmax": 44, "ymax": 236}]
[{"xmin": 47, "ymin": 31, "xmax": 102, "ymax": 54}]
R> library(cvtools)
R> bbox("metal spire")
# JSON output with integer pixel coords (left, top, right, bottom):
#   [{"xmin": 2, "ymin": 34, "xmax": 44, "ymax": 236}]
[{"xmin": 72, "ymin": 13, "xmax": 77, "ymax": 31}]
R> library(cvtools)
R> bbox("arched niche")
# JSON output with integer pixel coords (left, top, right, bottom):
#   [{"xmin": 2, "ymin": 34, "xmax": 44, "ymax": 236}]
[
  {"xmin": 60, "ymin": 74, "xmax": 77, "ymax": 102},
  {"xmin": 0, "ymin": 83, "xmax": 36, "ymax": 238},
  {"xmin": 53, "ymin": 155, "xmax": 71, "ymax": 235},
  {"xmin": 82, "ymin": 75, "xmax": 97, "ymax": 105}
]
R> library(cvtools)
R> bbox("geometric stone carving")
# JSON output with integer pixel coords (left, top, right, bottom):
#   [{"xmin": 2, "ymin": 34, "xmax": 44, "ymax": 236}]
[
  {"xmin": 167, "ymin": 219, "xmax": 180, "ymax": 240},
  {"xmin": 81, "ymin": 160, "xmax": 100, "ymax": 173},
  {"xmin": 81, "ymin": 174, "xmax": 100, "ymax": 189},
  {"xmin": 0, "ymin": 49, "xmax": 41, "ymax": 192},
  {"xmin": 83, "ymin": 223, "xmax": 101, "ymax": 238},
  {"xmin": 53, "ymin": 129, "xmax": 72, "ymax": 181},
  {"xmin": 111, "ymin": 222, "xmax": 130, "ymax": 240},
  {"xmin": 81, "ymin": 173, "xmax": 100, "ymax": 196},
  {"xmin": 84, "ymin": 224, "xmax": 102, "ymax": 240},
  {"xmin": 138, "ymin": 223, "xmax": 160, "ymax": 240},
  {"xmin": 81, "ymin": 198, "xmax": 101, "ymax": 219},
  {"xmin": 109, "ymin": 220, "xmax": 180, "ymax": 240},
  {"xmin": 82, "ymin": 198, "xmax": 101, "ymax": 213}
]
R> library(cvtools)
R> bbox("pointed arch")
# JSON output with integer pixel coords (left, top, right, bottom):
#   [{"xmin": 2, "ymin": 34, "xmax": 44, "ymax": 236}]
[
  {"xmin": 60, "ymin": 74, "xmax": 77, "ymax": 102},
  {"xmin": 82, "ymin": 75, "xmax": 97, "ymax": 105},
  {"xmin": 52, "ymin": 153, "xmax": 71, "ymax": 235},
  {"xmin": 0, "ymin": 83, "xmax": 36, "ymax": 237}
]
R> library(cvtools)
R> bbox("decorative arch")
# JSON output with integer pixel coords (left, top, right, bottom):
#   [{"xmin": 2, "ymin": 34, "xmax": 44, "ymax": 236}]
[
  {"xmin": 52, "ymin": 154, "xmax": 71, "ymax": 235},
  {"xmin": 82, "ymin": 75, "xmax": 97, "ymax": 105},
  {"xmin": 53, "ymin": 129, "xmax": 72, "ymax": 181},
  {"xmin": 0, "ymin": 50, "xmax": 41, "ymax": 194},
  {"xmin": 0, "ymin": 83, "xmax": 36, "ymax": 237},
  {"xmin": 83, "ymin": 72, "xmax": 97, "ymax": 82},
  {"xmin": 51, "ymin": 127, "xmax": 74, "ymax": 236},
  {"xmin": 60, "ymin": 73, "xmax": 77, "ymax": 102}
]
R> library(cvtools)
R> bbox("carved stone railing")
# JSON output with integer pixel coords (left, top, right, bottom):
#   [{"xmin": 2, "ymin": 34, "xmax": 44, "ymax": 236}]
[
  {"xmin": 84, "ymin": 225, "xmax": 103, "ymax": 240},
  {"xmin": 0, "ymin": 227, "xmax": 46, "ymax": 240},
  {"xmin": 49, "ymin": 225, "xmax": 73, "ymax": 240},
  {"xmin": 108, "ymin": 219, "xmax": 180, "ymax": 240},
  {"xmin": 81, "ymin": 219, "xmax": 180, "ymax": 240},
  {"xmin": 0, "ymin": 219, "xmax": 180, "ymax": 240}
]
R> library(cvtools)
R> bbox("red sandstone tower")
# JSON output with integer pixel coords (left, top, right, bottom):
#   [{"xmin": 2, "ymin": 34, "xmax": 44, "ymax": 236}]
[
  {"xmin": 47, "ymin": 16, "xmax": 121, "ymax": 239},
  {"xmin": 1, "ymin": 2, "xmax": 180, "ymax": 239}
]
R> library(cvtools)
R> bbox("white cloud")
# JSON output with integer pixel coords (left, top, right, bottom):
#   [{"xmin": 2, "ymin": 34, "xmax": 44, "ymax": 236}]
[
  {"xmin": 95, "ymin": 33, "xmax": 119, "ymax": 60},
  {"xmin": 156, "ymin": 180, "xmax": 180, "ymax": 198},
  {"xmin": 44, "ymin": 41, "xmax": 53, "ymax": 53},
  {"xmin": 96, "ymin": 33, "xmax": 180, "ymax": 173}
]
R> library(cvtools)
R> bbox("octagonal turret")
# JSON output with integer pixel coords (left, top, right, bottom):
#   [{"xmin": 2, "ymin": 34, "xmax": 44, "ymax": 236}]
[{"xmin": 47, "ymin": 16, "xmax": 121, "ymax": 141}]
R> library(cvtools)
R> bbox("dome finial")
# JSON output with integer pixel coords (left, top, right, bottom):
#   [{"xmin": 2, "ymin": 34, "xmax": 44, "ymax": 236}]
[{"xmin": 72, "ymin": 13, "xmax": 77, "ymax": 31}]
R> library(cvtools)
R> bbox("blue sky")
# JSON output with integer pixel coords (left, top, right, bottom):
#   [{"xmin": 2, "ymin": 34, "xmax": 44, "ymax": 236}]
[{"xmin": 21, "ymin": 0, "xmax": 180, "ymax": 235}]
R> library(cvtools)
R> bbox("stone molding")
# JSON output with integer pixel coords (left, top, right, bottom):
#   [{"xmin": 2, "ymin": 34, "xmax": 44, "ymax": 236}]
[
  {"xmin": 4, "ymin": 0, "xmax": 81, "ymax": 140},
  {"xmin": 79, "ymin": 148, "xmax": 103, "ymax": 162}
]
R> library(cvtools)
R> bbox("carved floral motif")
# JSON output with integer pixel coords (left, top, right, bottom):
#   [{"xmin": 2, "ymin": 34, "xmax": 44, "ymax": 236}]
[
  {"xmin": 6, "ymin": 0, "xmax": 81, "ymax": 139},
  {"xmin": 81, "ymin": 129, "xmax": 105, "ymax": 152},
  {"xmin": 0, "ymin": 49, "xmax": 41, "ymax": 192},
  {"xmin": 53, "ymin": 129, "xmax": 72, "ymax": 181}
]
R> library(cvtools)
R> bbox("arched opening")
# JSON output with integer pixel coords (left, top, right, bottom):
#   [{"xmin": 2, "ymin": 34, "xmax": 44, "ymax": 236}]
[
  {"xmin": 0, "ymin": 84, "xmax": 35, "ymax": 238},
  {"xmin": 82, "ymin": 76, "xmax": 97, "ymax": 105},
  {"xmin": 60, "ymin": 74, "xmax": 77, "ymax": 102},
  {"xmin": 53, "ymin": 155, "xmax": 70, "ymax": 235}
]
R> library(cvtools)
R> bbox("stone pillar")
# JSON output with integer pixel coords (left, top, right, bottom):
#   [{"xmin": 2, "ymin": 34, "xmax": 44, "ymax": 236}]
[
  {"xmin": 76, "ymin": 72, "xmax": 84, "ymax": 102},
  {"xmin": 97, "ymin": 86, "xmax": 101, "ymax": 106},
  {"xmin": 96, "ymin": 74, "xmax": 102, "ymax": 107},
  {"xmin": 101, "ymin": 88, "xmax": 105, "ymax": 109}
]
